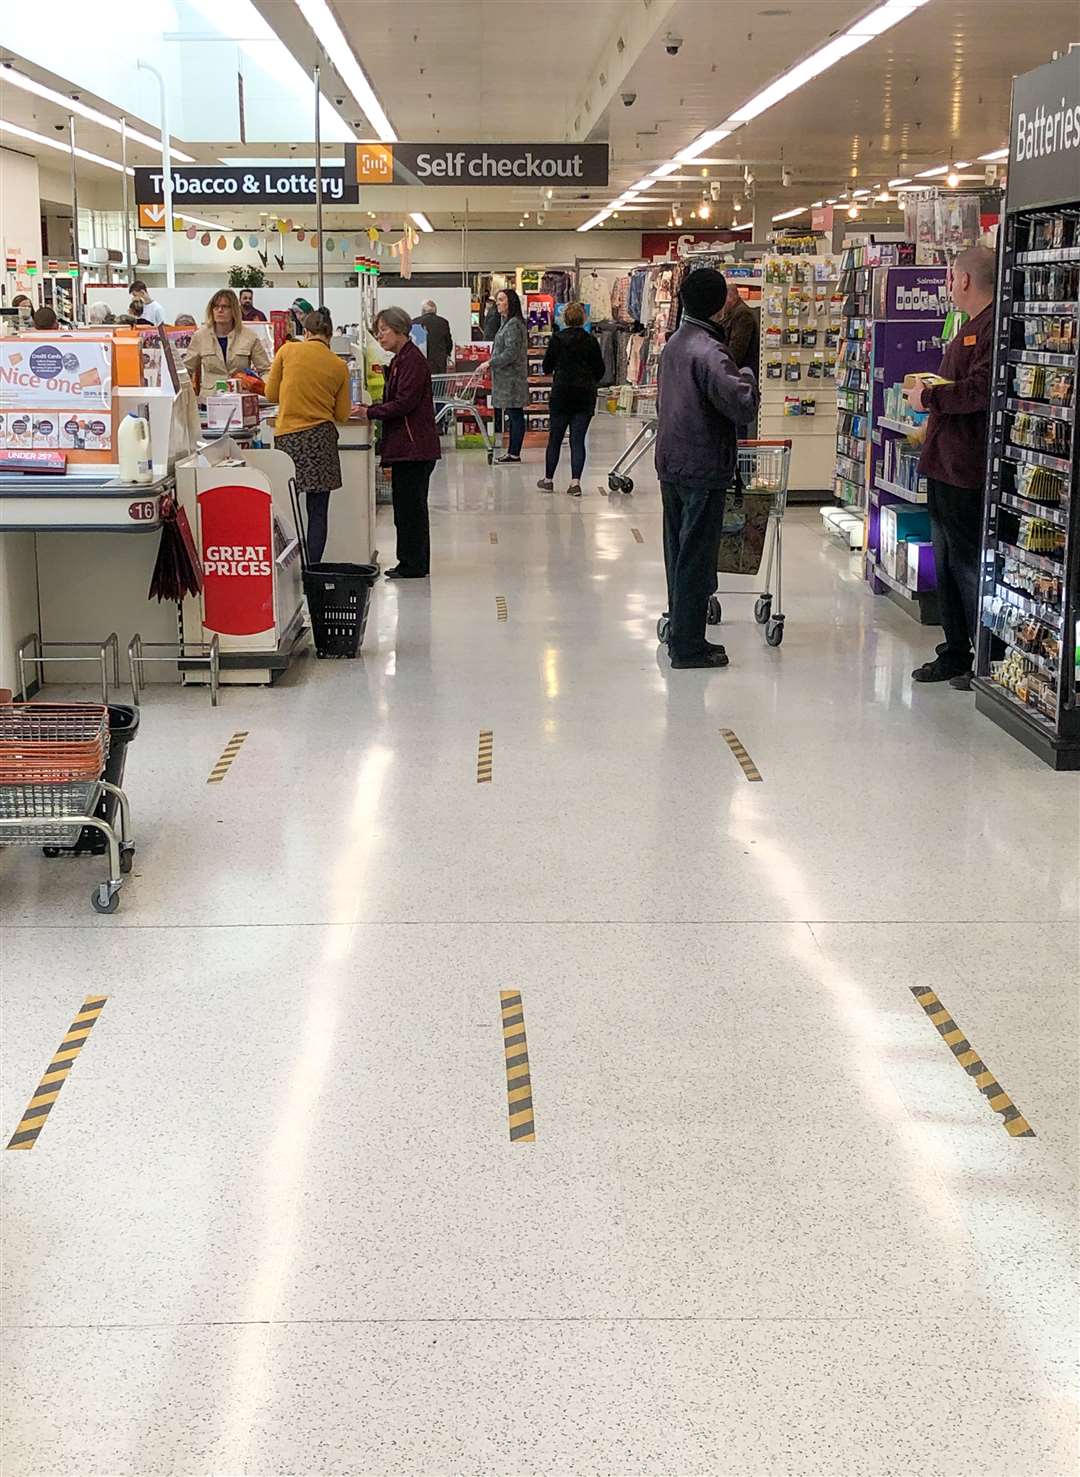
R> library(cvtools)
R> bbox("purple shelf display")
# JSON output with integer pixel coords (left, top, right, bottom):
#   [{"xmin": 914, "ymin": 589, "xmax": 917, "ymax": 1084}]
[{"xmin": 864, "ymin": 265, "xmax": 948, "ymax": 602}]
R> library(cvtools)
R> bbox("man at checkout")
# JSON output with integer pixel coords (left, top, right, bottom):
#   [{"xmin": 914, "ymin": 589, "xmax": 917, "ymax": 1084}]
[{"xmin": 905, "ymin": 243, "xmax": 996, "ymax": 690}]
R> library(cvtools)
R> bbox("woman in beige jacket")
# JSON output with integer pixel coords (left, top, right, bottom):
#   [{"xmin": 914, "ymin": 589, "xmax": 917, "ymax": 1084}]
[{"xmin": 184, "ymin": 289, "xmax": 271, "ymax": 389}]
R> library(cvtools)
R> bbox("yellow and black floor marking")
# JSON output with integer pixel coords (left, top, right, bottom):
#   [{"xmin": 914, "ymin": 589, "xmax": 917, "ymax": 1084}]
[
  {"xmin": 720, "ymin": 728, "xmax": 763, "ymax": 782},
  {"xmin": 477, "ymin": 729, "xmax": 494, "ymax": 784},
  {"xmin": 630, "ymin": 527, "xmax": 644, "ymax": 543},
  {"xmin": 490, "ymin": 531, "xmax": 499, "ymax": 544},
  {"xmin": 910, "ymin": 987, "xmax": 1035, "ymax": 1137},
  {"xmin": 500, "ymin": 990, "xmax": 535, "ymax": 1142},
  {"xmin": 7, "ymin": 996, "xmax": 108, "ymax": 1150},
  {"xmin": 495, "ymin": 595, "xmax": 508, "ymax": 621},
  {"xmin": 207, "ymin": 731, "xmax": 249, "ymax": 784}
]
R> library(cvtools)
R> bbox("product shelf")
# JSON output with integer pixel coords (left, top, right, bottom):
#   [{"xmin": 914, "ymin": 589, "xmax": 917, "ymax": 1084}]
[
  {"xmin": 1008, "ymin": 348, "xmax": 1077, "ymax": 369},
  {"xmin": 979, "ymin": 678, "xmax": 1059, "ymax": 734},
  {"xmin": 996, "ymin": 539, "xmax": 1066, "ymax": 578},
  {"xmin": 1005, "ymin": 397, "xmax": 1074, "ymax": 421},
  {"xmin": 993, "ymin": 580, "xmax": 1063, "ymax": 626},
  {"xmin": 1015, "ymin": 246, "xmax": 1080, "ymax": 265},
  {"xmin": 874, "ymin": 475, "xmax": 927, "ymax": 504},
  {"xmin": 1002, "ymin": 445, "xmax": 1073, "ymax": 475},
  {"xmin": 1013, "ymin": 300, "xmax": 1078, "ymax": 315},
  {"xmin": 998, "ymin": 490, "xmax": 1070, "ymax": 527},
  {"xmin": 877, "ymin": 415, "xmax": 923, "ymax": 436}
]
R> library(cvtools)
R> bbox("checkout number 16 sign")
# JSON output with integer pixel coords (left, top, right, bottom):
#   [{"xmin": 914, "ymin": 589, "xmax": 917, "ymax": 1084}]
[{"xmin": 197, "ymin": 479, "xmax": 275, "ymax": 638}]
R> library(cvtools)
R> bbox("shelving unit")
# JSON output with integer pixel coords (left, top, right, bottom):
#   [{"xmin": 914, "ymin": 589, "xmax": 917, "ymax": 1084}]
[
  {"xmin": 758, "ymin": 253, "xmax": 840, "ymax": 494},
  {"xmin": 832, "ymin": 244, "xmax": 878, "ymax": 509},
  {"xmin": 863, "ymin": 265, "xmax": 948, "ymax": 622},
  {"xmin": 974, "ymin": 49, "xmax": 1080, "ymax": 770}
]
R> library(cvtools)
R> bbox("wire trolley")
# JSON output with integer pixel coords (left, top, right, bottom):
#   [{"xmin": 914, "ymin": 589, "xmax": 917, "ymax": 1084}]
[
  {"xmin": 0, "ymin": 703, "xmax": 135, "ymax": 914},
  {"xmin": 430, "ymin": 364, "xmax": 494, "ymax": 461},
  {"xmin": 657, "ymin": 438, "xmax": 792, "ymax": 649}
]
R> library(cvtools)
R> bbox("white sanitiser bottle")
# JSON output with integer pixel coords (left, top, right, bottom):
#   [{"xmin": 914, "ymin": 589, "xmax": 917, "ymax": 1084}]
[{"xmin": 118, "ymin": 411, "xmax": 153, "ymax": 484}]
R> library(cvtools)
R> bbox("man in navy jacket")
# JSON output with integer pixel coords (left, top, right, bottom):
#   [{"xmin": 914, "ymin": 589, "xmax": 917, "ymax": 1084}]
[{"xmin": 655, "ymin": 268, "xmax": 760, "ymax": 668}]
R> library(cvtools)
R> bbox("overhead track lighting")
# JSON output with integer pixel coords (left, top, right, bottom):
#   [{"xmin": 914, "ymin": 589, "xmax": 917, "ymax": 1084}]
[
  {"xmin": 0, "ymin": 118, "xmax": 133, "ymax": 175},
  {"xmin": 409, "ymin": 212, "xmax": 433, "ymax": 232},
  {"xmin": 1, "ymin": 68, "xmax": 195, "ymax": 162},
  {"xmin": 294, "ymin": 0, "xmax": 397, "ymax": 140}
]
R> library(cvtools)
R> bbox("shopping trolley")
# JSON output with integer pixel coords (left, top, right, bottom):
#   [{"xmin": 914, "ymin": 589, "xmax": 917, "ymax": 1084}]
[
  {"xmin": 606, "ymin": 417, "xmax": 657, "ymax": 494},
  {"xmin": 430, "ymin": 364, "xmax": 494, "ymax": 461},
  {"xmin": 0, "ymin": 702, "xmax": 135, "ymax": 913},
  {"xmin": 657, "ymin": 438, "xmax": 792, "ymax": 649}
]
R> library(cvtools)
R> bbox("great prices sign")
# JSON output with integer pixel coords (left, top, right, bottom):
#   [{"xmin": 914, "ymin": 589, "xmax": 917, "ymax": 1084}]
[{"xmin": 197, "ymin": 481, "xmax": 274, "ymax": 637}]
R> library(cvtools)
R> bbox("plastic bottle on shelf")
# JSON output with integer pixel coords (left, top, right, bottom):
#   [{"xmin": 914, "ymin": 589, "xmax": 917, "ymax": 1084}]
[{"xmin": 117, "ymin": 411, "xmax": 153, "ymax": 484}]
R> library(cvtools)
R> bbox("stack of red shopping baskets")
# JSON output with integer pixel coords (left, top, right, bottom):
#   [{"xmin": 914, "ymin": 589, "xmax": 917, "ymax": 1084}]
[{"xmin": 0, "ymin": 703, "xmax": 110, "ymax": 845}]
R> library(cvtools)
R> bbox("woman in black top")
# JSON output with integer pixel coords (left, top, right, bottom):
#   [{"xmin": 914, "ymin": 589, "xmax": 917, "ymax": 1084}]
[{"xmin": 537, "ymin": 302, "xmax": 606, "ymax": 497}]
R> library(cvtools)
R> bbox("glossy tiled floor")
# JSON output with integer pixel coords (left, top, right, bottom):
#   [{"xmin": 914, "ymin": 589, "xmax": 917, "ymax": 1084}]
[{"xmin": 2, "ymin": 418, "xmax": 1078, "ymax": 1476}]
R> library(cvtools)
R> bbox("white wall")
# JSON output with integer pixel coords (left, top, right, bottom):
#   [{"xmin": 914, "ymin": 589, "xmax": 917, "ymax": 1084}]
[
  {"xmin": 0, "ymin": 147, "xmax": 42, "ymax": 296},
  {"xmin": 88, "ymin": 283, "xmax": 472, "ymax": 346},
  {"xmin": 0, "ymin": 537, "xmax": 40, "ymax": 696},
  {"xmin": 132, "ymin": 226, "xmax": 644, "ymax": 285}
]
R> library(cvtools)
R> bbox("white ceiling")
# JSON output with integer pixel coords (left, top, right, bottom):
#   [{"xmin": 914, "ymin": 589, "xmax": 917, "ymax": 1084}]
[{"xmin": 1, "ymin": 0, "xmax": 1078, "ymax": 231}]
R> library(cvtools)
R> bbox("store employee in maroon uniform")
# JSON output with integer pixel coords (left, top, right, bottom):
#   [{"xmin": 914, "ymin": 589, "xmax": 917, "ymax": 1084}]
[{"xmin": 905, "ymin": 243, "xmax": 996, "ymax": 689}]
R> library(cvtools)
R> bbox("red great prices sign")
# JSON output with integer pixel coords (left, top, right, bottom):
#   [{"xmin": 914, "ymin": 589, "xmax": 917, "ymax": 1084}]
[{"xmin": 197, "ymin": 481, "xmax": 274, "ymax": 636}]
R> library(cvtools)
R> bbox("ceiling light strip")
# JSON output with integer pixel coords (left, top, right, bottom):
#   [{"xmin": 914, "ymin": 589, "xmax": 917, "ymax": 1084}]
[
  {"xmin": 0, "ymin": 119, "xmax": 133, "ymax": 175},
  {"xmin": 1, "ymin": 68, "xmax": 195, "ymax": 163},
  {"xmin": 772, "ymin": 206, "xmax": 809, "ymax": 221},
  {"xmin": 294, "ymin": 0, "xmax": 397, "ymax": 141},
  {"xmin": 410, "ymin": 212, "xmax": 433, "ymax": 233}
]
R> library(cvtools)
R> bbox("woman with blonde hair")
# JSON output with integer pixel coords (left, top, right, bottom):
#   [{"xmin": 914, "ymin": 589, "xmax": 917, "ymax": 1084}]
[
  {"xmin": 184, "ymin": 288, "xmax": 271, "ymax": 390},
  {"xmin": 265, "ymin": 308, "xmax": 351, "ymax": 563}
]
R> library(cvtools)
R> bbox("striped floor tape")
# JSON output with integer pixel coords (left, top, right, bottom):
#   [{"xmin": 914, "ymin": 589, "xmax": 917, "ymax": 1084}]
[
  {"xmin": 495, "ymin": 595, "xmax": 508, "ymax": 621},
  {"xmin": 7, "ymin": 996, "xmax": 108, "ymax": 1150},
  {"xmin": 477, "ymin": 729, "xmax": 494, "ymax": 784},
  {"xmin": 490, "ymin": 531, "xmax": 499, "ymax": 544},
  {"xmin": 500, "ymin": 990, "xmax": 535, "ymax": 1142},
  {"xmin": 207, "ymin": 731, "xmax": 249, "ymax": 784},
  {"xmin": 910, "ymin": 987, "xmax": 1035, "ymax": 1137},
  {"xmin": 720, "ymin": 728, "xmax": 763, "ymax": 782},
  {"xmin": 630, "ymin": 527, "xmax": 644, "ymax": 543}
]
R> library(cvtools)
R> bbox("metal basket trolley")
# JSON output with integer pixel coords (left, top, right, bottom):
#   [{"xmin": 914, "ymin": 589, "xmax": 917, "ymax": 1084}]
[
  {"xmin": 657, "ymin": 438, "xmax": 792, "ymax": 649},
  {"xmin": 606, "ymin": 417, "xmax": 657, "ymax": 494},
  {"xmin": 431, "ymin": 364, "xmax": 494, "ymax": 461},
  {"xmin": 0, "ymin": 703, "xmax": 135, "ymax": 914}
]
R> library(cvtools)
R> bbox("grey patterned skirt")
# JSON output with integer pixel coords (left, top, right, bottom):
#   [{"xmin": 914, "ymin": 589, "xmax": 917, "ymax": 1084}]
[{"xmin": 275, "ymin": 420, "xmax": 341, "ymax": 494}]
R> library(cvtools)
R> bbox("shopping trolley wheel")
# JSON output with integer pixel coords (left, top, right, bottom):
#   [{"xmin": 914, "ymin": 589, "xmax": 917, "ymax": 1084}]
[
  {"xmin": 765, "ymin": 616, "xmax": 785, "ymax": 647},
  {"xmin": 608, "ymin": 474, "xmax": 622, "ymax": 493},
  {"xmin": 656, "ymin": 614, "xmax": 671, "ymax": 644},
  {"xmin": 707, "ymin": 596, "xmax": 722, "ymax": 625},
  {"xmin": 620, "ymin": 477, "xmax": 634, "ymax": 494},
  {"xmin": 487, "ymin": 451, "xmax": 494, "ymax": 465},
  {"xmin": 754, "ymin": 596, "xmax": 772, "ymax": 625},
  {"xmin": 91, "ymin": 883, "xmax": 120, "ymax": 914},
  {"xmin": 42, "ymin": 846, "xmax": 62, "ymax": 858},
  {"xmin": 120, "ymin": 844, "xmax": 135, "ymax": 875}
]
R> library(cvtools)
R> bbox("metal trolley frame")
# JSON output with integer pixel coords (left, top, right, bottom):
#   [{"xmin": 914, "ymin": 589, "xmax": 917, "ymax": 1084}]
[
  {"xmin": 656, "ymin": 438, "xmax": 792, "ymax": 649},
  {"xmin": 431, "ymin": 365, "xmax": 494, "ymax": 462},
  {"xmin": 0, "ymin": 703, "xmax": 136, "ymax": 913}
]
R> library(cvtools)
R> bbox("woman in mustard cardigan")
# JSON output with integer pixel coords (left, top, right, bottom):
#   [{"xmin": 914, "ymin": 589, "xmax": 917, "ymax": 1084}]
[{"xmin": 265, "ymin": 309, "xmax": 351, "ymax": 562}]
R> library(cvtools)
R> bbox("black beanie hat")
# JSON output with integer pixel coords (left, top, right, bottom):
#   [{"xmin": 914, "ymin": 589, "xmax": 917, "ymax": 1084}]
[{"xmin": 679, "ymin": 267, "xmax": 729, "ymax": 320}]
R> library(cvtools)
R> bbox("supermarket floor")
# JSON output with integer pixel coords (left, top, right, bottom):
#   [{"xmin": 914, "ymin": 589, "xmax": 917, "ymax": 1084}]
[{"xmin": 1, "ymin": 416, "xmax": 1078, "ymax": 1477}]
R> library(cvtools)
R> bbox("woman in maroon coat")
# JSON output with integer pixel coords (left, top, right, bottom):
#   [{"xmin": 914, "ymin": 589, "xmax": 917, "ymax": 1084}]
[{"xmin": 359, "ymin": 306, "xmax": 441, "ymax": 579}]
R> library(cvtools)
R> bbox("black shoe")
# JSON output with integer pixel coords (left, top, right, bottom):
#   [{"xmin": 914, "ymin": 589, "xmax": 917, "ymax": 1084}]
[
  {"xmin": 949, "ymin": 672, "xmax": 973, "ymax": 690},
  {"xmin": 495, "ymin": 454, "xmax": 521, "ymax": 464},
  {"xmin": 385, "ymin": 566, "xmax": 428, "ymax": 580},
  {"xmin": 912, "ymin": 655, "xmax": 972, "ymax": 683},
  {"xmin": 671, "ymin": 645, "xmax": 729, "ymax": 669}
]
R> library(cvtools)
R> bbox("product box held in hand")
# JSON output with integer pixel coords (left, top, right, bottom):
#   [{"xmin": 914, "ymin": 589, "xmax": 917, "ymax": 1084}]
[
  {"xmin": 205, "ymin": 392, "xmax": 258, "ymax": 431},
  {"xmin": 902, "ymin": 372, "xmax": 952, "ymax": 392}
]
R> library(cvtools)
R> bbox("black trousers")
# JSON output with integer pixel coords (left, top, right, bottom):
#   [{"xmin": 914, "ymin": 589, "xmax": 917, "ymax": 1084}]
[
  {"xmin": 391, "ymin": 459, "xmax": 436, "ymax": 575},
  {"xmin": 305, "ymin": 491, "xmax": 330, "ymax": 564},
  {"xmin": 661, "ymin": 481, "xmax": 728, "ymax": 660},
  {"xmin": 546, "ymin": 408, "xmax": 592, "ymax": 480},
  {"xmin": 505, "ymin": 407, "xmax": 526, "ymax": 457},
  {"xmin": 926, "ymin": 477, "xmax": 982, "ymax": 659}
]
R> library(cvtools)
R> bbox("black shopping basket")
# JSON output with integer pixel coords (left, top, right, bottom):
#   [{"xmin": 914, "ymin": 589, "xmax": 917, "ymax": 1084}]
[
  {"xmin": 290, "ymin": 479, "xmax": 379, "ymax": 659},
  {"xmin": 42, "ymin": 703, "xmax": 139, "ymax": 858}
]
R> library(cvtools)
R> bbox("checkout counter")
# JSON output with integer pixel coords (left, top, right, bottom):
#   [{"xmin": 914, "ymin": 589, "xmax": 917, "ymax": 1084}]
[{"xmin": 0, "ymin": 325, "xmax": 376, "ymax": 698}]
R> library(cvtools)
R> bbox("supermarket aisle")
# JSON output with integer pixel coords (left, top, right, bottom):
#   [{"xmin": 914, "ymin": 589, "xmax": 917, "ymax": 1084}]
[{"xmin": 1, "ymin": 417, "xmax": 1077, "ymax": 1477}]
